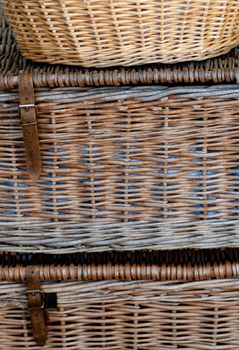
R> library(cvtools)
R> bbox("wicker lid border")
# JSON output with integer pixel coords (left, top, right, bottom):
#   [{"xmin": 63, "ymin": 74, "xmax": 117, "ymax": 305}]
[{"xmin": 0, "ymin": 249, "xmax": 238, "ymax": 282}]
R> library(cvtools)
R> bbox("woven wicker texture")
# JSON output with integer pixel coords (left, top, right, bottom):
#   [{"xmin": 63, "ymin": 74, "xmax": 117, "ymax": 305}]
[
  {"xmin": 1, "ymin": 6, "xmax": 239, "ymax": 87},
  {"xmin": 0, "ymin": 249, "xmax": 239, "ymax": 349},
  {"xmin": 0, "ymin": 249, "xmax": 239, "ymax": 282},
  {"xmin": 1, "ymin": 8, "xmax": 239, "ymax": 253},
  {"xmin": 1, "ymin": 85, "xmax": 239, "ymax": 253},
  {"xmin": 3, "ymin": 280, "xmax": 239, "ymax": 349},
  {"xmin": 2, "ymin": 0, "xmax": 239, "ymax": 67}
]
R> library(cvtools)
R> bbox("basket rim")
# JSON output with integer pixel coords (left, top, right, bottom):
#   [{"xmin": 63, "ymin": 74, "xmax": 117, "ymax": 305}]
[{"xmin": 1, "ymin": 249, "xmax": 239, "ymax": 282}]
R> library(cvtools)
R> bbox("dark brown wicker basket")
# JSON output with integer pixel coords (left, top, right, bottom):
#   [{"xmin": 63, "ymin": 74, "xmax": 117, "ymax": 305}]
[
  {"xmin": 0, "ymin": 249, "xmax": 239, "ymax": 349},
  {"xmin": 0, "ymin": 7, "xmax": 239, "ymax": 253}
]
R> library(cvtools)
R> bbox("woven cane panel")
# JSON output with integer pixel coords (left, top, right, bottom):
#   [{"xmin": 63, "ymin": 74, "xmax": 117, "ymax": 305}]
[
  {"xmin": 0, "ymin": 86, "xmax": 239, "ymax": 252},
  {"xmin": 0, "ymin": 280, "xmax": 239, "ymax": 349}
]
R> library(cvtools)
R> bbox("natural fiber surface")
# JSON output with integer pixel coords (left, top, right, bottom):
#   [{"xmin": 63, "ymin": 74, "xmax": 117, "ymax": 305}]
[
  {"xmin": 1, "ymin": 250, "xmax": 239, "ymax": 349},
  {"xmin": 1, "ymin": 5, "xmax": 239, "ymax": 87},
  {"xmin": 1, "ymin": 280, "xmax": 239, "ymax": 349},
  {"xmin": 1, "ymin": 7, "xmax": 239, "ymax": 253},
  {"xmin": 2, "ymin": 0, "xmax": 239, "ymax": 67},
  {"xmin": 1, "ymin": 249, "xmax": 239, "ymax": 282},
  {"xmin": 1, "ymin": 85, "xmax": 239, "ymax": 253}
]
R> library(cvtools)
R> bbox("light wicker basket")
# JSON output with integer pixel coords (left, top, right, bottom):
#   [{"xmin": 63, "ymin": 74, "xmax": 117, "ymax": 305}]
[
  {"xmin": 0, "ymin": 249, "xmax": 239, "ymax": 349},
  {"xmin": 2, "ymin": 0, "xmax": 239, "ymax": 67},
  {"xmin": 1, "ymin": 4, "xmax": 239, "ymax": 87}
]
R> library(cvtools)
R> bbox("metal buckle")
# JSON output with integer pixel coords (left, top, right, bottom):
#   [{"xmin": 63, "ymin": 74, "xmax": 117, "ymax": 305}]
[
  {"xmin": 19, "ymin": 104, "xmax": 38, "ymax": 126},
  {"xmin": 19, "ymin": 104, "xmax": 37, "ymax": 118},
  {"xmin": 26, "ymin": 290, "xmax": 45, "ymax": 310}
]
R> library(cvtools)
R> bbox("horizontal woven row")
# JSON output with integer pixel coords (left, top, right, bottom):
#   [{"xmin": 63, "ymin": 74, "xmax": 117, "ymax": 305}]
[
  {"xmin": 2, "ymin": 0, "xmax": 239, "ymax": 67},
  {"xmin": 1, "ymin": 261, "xmax": 239, "ymax": 283},
  {"xmin": 0, "ymin": 85, "xmax": 239, "ymax": 252}
]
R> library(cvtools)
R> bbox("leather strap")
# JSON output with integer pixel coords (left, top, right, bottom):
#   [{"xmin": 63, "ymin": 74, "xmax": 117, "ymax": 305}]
[
  {"xmin": 26, "ymin": 266, "xmax": 47, "ymax": 346},
  {"xmin": 19, "ymin": 72, "xmax": 41, "ymax": 181}
]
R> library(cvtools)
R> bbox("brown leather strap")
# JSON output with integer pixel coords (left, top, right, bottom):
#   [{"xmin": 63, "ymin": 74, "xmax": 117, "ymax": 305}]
[
  {"xmin": 26, "ymin": 266, "xmax": 47, "ymax": 346},
  {"xmin": 19, "ymin": 72, "xmax": 41, "ymax": 181}
]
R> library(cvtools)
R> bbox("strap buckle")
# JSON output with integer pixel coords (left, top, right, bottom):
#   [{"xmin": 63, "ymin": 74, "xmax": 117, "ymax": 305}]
[
  {"xmin": 26, "ymin": 266, "xmax": 47, "ymax": 346},
  {"xmin": 19, "ymin": 104, "xmax": 38, "ymax": 127},
  {"xmin": 26, "ymin": 289, "xmax": 45, "ymax": 310}
]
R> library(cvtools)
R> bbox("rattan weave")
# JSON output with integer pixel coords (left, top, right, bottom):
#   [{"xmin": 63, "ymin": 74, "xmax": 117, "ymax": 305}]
[
  {"xmin": 1, "ymin": 84, "xmax": 239, "ymax": 253},
  {"xmin": 0, "ymin": 250, "xmax": 239, "ymax": 349},
  {"xmin": 1, "ymin": 9, "xmax": 239, "ymax": 253},
  {"xmin": 2, "ymin": 0, "xmax": 239, "ymax": 67},
  {"xmin": 1, "ymin": 7, "xmax": 239, "ymax": 88}
]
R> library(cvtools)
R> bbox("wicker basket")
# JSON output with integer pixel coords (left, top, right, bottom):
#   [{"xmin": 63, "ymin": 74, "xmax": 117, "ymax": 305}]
[
  {"xmin": 1, "ymin": 5, "xmax": 239, "ymax": 88},
  {"xmin": 0, "ymin": 249, "xmax": 239, "ymax": 349},
  {"xmin": 1, "ymin": 7, "xmax": 239, "ymax": 253},
  {"xmin": 2, "ymin": 78, "xmax": 239, "ymax": 253},
  {"xmin": 2, "ymin": 0, "xmax": 239, "ymax": 67}
]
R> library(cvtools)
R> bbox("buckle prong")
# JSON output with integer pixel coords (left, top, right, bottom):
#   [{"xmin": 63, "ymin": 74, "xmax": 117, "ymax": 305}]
[{"xmin": 19, "ymin": 104, "xmax": 37, "ymax": 113}]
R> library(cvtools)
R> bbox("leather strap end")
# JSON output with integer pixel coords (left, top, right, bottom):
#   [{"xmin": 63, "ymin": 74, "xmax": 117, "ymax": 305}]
[{"xmin": 22, "ymin": 122, "xmax": 41, "ymax": 181}]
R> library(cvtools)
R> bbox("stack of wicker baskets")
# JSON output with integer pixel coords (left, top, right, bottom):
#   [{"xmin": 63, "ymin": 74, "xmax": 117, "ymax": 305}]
[{"xmin": 0, "ymin": 1, "xmax": 239, "ymax": 349}]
